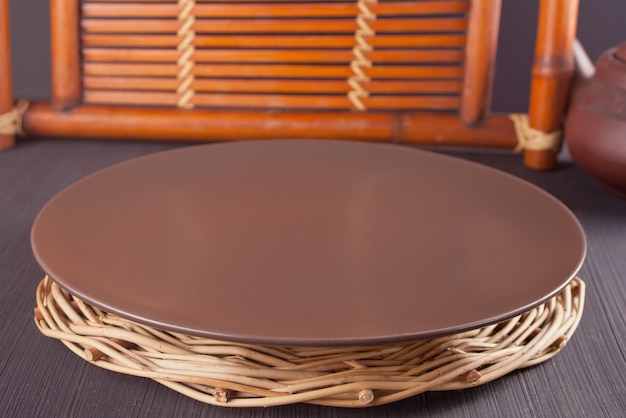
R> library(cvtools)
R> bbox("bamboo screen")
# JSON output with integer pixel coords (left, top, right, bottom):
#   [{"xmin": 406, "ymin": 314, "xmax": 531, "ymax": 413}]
[{"xmin": 80, "ymin": 0, "xmax": 470, "ymax": 111}]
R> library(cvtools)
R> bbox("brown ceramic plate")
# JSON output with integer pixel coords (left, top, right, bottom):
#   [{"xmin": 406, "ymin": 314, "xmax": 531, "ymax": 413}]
[{"xmin": 31, "ymin": 141, "xmax": 586, "ymax": 346}]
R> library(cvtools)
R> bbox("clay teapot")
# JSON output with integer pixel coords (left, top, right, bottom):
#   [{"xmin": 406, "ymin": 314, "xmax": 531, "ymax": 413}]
[{"xmin": 566, "ymin": 40, "xmax": 626, "ymax": 198}]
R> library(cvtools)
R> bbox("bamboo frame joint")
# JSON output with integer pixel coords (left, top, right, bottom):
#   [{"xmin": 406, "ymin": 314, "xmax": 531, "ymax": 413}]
[
  {"xmin": 509, "ymin": 113, "xmax": 561, "ymax": 153},
  {"xmin": 0, "ymin": 100, "xmax": 29, "ymax": 135},
  {"xmin": 532, "ymin": 55, "xmax": 575, "ymax": 76}
]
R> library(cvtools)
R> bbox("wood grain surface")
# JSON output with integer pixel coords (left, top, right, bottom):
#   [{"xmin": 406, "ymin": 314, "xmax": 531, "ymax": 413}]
[{"xmin": 0, "ymin": 139, "xmax": 624, "ymax": 417}]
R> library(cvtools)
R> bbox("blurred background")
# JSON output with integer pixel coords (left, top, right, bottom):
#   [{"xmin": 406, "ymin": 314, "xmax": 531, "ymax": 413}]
[{"xmin": 7, "ymin": 0, "xmax": 626, "ymax": 113}]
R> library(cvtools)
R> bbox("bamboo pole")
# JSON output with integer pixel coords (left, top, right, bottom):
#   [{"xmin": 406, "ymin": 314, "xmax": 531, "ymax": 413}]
[
  {"xmin": 461, "ymin": 0, "xmax": 501, "ymax": 125},
  {"xmin": 21, "ymin": 103, "xmax": 517, "ymax": 149},
  {"xmin": 51, "ymin": 0, "xmax": 81, "ymax": 110},
  {"xmin": 82, "ymin": 34, "xmax": 468, "ymax": 49},
  {"xmin": 81, "ymin": 17, "xmax": 468, "ymax": 34},
  {"xmin": 82, "ymin": 91, "xmax": 461, "ymax": 110},
  {"xmin": 82, "ymin": 77, "xmax": 463, "ymax": 94},
  {"xmin": 0, "ymin": 0, "xmax": 14, "ymax": 149},
  {"xmin": 525, "ymin": 0, "xmax": 578, "ymax": 170},
  {"xmin": 82, "ymin": 1, "xmax": 470, "ymax": 18},
  {"xmin": 82, "ymin": 48, "xmax": 465, "ymax": 64},
  {"xmin": 82, "ymin": 63, "xmax": 464, "ymax": 79}
]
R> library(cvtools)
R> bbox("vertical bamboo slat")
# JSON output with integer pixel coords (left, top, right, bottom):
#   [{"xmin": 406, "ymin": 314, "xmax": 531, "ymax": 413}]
[
  {"xmin": 51, "ymin": 0, "xmax": 81, "ymax": 110},
  {"xmin": 0, "ymin": 0, "xmax": 14, "ymax": 150},
  {"xmin": 461, "ymin": 0, "xmax": 501, "ymax": 125},
  {"xmin": 526, "ymin": 0, "xmax": 578, "ymax": 170}
]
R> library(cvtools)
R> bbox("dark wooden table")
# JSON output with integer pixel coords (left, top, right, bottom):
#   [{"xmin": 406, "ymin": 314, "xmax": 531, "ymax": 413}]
[{"xmin": 1, "ymin": 138, "xmax": 624, "ymax": 417}]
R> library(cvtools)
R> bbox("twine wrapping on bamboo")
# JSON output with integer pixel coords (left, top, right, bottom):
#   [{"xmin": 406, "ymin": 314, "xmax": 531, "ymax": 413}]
[
  {"xmin": 0, "ymin": 100, "xmax": 28, "ymax": 135},
  {"xmin": 510, "ymin": 113, "xmax": 562, "ymax": 153},
  {"xmin": 34, "ymin": 275, "xmax": 584, "ymax": 408},
  {"xmin": 348, "ymin": 0, "xmax": 377, "ymax": 111},
  {"xmin": 177, "ymin": 0, "xmax": 195, "ymax": 109}
]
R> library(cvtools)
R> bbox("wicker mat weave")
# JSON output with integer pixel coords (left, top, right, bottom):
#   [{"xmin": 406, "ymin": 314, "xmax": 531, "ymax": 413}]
[{"xmin": 34, "ymin": 276, "xmax": 584, "ymax": 408}]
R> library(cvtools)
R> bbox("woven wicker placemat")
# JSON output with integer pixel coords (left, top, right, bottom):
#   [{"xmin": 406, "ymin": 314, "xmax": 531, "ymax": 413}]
[{"xmin": 34, "ymin": 276, "xmax": 584, "ymax": 408}]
